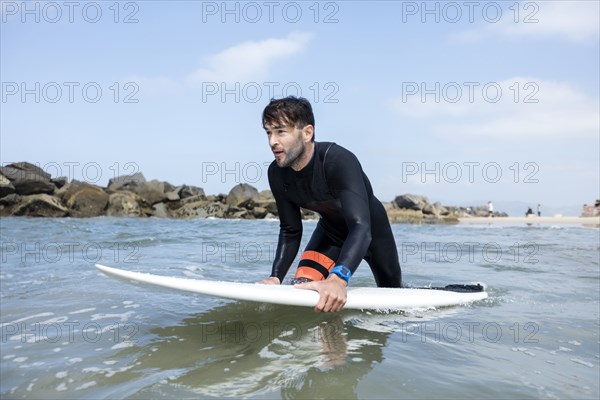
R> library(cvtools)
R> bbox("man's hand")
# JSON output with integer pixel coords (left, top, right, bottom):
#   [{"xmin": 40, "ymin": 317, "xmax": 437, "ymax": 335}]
[
  {"xmin": 258, "ymin": 276, "xmax": 280, "ymax": 285},
  {"xmin": 295, "ymin": 274, "xmax": 347, "ymax": 312}
]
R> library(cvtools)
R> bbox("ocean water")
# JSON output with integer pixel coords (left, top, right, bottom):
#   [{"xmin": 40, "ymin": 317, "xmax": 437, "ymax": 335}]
[{"xmin": 1, "ymin": 217, "xmax": 598, "ymax": 399}]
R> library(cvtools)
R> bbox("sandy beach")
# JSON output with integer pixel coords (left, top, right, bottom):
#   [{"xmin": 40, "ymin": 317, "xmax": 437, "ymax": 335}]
[{"xmin": 458, "ymin": 216, "xmax": 600, "ymax": 227}]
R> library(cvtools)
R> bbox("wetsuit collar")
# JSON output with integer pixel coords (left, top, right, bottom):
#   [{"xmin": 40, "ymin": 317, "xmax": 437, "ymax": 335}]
[{"xmin": 290, "ymin": 142, "xmax": 316, "ymax": 174}]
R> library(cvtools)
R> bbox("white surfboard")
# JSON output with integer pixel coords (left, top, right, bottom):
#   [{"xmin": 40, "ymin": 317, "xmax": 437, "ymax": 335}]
[{"xmin": 95, "ymin": 264, "xmax": 488, "ymax": 311}]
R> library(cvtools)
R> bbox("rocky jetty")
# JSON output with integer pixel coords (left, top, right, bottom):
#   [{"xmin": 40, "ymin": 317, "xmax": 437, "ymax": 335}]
[
  {"xmin": 444, "ymin": 205, "xmax": 508, "ymax": 218},
  {"xmin": 386, "ymin": 194, "xmax": 452, "ymax": 224},
  {"xmin": 0, "ymin": 162, "xmax": 505, "ymax": 223},
  {"xmin": 0, "ymin": 162, "xmax": 277, "ymax": 220}
]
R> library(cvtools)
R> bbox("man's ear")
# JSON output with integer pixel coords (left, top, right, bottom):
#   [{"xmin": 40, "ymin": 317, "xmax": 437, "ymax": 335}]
[{"xmin": 302, "ymin": 125, "xmax": 314, "ymax": 143}]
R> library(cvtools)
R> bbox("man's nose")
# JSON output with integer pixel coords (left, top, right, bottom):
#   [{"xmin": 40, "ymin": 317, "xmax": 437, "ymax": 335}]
[{"xmin": 269, "ymin": 135, "xmax": 278, "ymax": 148}]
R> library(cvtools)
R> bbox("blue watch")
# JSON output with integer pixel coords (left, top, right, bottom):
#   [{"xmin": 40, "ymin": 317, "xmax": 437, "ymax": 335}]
[{"xmin": 330, "ymin": 265, "xmax": 352, "ymax": 284}]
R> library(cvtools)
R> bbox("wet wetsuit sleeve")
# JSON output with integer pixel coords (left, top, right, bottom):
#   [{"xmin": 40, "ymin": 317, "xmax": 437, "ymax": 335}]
[
  {"xmin": 326, "ymin": 149, "xmax": 372, "ymax": 274},
  {"xmin": 268, "ymin": 164, "xmax": 303, "ymax": 282}
]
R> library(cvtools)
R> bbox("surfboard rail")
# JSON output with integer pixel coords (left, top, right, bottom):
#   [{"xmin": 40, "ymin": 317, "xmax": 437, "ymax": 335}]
[{"xmin": 95, "ymin": 264, "xmax": 488, "ymax": 311}]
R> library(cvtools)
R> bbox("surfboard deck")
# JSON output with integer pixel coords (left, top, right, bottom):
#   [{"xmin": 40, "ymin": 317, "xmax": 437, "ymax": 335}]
[{"xmin": 95, "ymin": 264, "xmax": 488, "ymax": 311}]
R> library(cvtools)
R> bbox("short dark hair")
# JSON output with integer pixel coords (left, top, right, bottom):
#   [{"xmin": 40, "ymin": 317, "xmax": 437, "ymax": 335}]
[{"xmin": 262, "ymin": 96, "xmax": 315, "ymax": 142}]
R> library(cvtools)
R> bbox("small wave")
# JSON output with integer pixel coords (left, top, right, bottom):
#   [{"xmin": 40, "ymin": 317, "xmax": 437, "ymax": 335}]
[
  {"xmin": 75, "ymin": 381, "xmax": 97, "ymax": 391},
  {"xmin": 570, "ymin": 358, "xmax": 594, "ymax": 368},
  {"xmin": 68, "ymin": 308, "xmax": 96, "ymax": 315},
  {"xmin": 0, "ymin": 312, "xmax": 54, "ymax": 328}
]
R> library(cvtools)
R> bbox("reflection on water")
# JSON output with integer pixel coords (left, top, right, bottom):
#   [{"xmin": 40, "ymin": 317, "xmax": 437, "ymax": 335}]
[{"xmin": 126, "ymin": 301, "xmax": 391, "ymax": 399}]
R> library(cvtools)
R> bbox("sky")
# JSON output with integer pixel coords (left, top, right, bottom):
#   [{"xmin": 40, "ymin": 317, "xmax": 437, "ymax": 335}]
[{"xmin": 1, "ymin": 0, "xmax": 599, "ymax": 216}]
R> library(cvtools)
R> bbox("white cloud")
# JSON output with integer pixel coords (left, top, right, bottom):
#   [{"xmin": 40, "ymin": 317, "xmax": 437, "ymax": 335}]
[
  {"xmin": 124, "ymin": 32, "xmax": 314, "ymax": 99},
  {"xmin": 451, "ymin": 1, "xmax": 599, "ymax": 43},
  {"xmin": 185, "ymin": 31, "xmax": 314, "ymax": 84},
  {"xmin": 390, "ymin": 77, "xmax": 599, "ymax": 139}
]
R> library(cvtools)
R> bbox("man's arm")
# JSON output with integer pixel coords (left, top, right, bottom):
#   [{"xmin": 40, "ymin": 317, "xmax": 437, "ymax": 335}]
[
  {"xmin": 326, "ymin": 147, "xmax": 372, "ymax": 273},
  {"xmin": 263, "ymin": 164, "xmax": 303, "ymax": 283}
]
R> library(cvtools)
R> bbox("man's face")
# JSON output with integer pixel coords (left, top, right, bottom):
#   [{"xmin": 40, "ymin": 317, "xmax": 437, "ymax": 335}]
[{"xmin": 264, "ymin": 122, "xmax": 308, "ymax": 169}]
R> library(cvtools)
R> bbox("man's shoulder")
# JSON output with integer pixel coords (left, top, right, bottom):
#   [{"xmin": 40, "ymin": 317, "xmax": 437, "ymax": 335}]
[{"xmin": 317, "ymin": 141, "xmax": 359, "ymax": 165}]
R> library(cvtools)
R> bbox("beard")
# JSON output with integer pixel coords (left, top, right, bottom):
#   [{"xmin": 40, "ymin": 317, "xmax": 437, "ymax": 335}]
[{"xmin": 276, "ymin": 137, "xmax": 306, "ymax": 169}]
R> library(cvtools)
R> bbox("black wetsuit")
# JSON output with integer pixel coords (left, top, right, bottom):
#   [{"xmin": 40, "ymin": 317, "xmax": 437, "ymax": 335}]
[{"xmin": 268, "ymin": 141, "xmax": 402, "ymax": 287}]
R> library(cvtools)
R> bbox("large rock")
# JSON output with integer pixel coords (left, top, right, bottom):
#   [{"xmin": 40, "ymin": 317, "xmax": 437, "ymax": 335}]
[
  {"xmin": 206, "ymin": 194, "xmax": 225, "ymax": 203},
  {"xmin": 0, "ymin": 193, "xmax": 21, "ymax": 216},
  {"xmin": 228, "ymin": 206, "xmax": 255, "ymax": 219},
  {"xmin": 175, "ymin": 201, "xmax": 229, "ymax": 218},
  {"xmin": 255, "ymin": 190, "xmax": 274, "ymax": 202},
  {"xmin": 0, "ymin": 193, "xmax": 21, "ymax": 206},
  {"xmin": 251, "ymin": 207, "xmax": 268, "ymax": 219},
  {"xmin": 471, "ymin": 206, "xmax": 491, "ymax": 217},
  {"xmin": 422, "ymin": 203, "xmax": 436, "ymax": 215},
  {"xmin": 226, "ymin": 183, "xmax": 259, "ymax": 206},
  {"xmin": 178, "ymin": 185, "xmax": 205, "ymax": 200},
  {"xmin": 66, "ymin": 186, "xmax": 109, "ymax": 217},
  {"xmin": 107, "ymin": 172, "xmax": 147, "ymax": 191},
  {"xmin": 152, "ymin": 202, "xmax": 170, "ymax": 218},
  {"xmin": 0, "ymin": 162, "xmax": 55, "ymax": 195},
  {"xmin": 0, "ymin": 174, "xmax": 15, "ymax": 198},
  {"xmin": 433, "ymin": 202, "xmax": 449, "ymax": 216},
  {"xmin": 2, "ymin": 162, "xmax": 50, "ymax": 179},
  {"xmin": 11, "ymin": 194, "xmax": 68, "ymax": 217},
  {"xmin": 51, "ymin": 177, "xmax": 68, "ymax": 189},
  {"xmin": 56, "ymin": 180, "xmax": 110, "ymax": 217},
  {"xmin": 394, "ymin": 194, "xmax": 430, "ymax": 211},
  {"xmin": 108, "ymin": 174, "xmax": 170, "ymax": 205},
  {"xmin": 422, "ymin": 203, "xmax": 449, "ymax": 217},
  {"xmin": 132, "ymin": 180, "xmax": 168, "ymax": 205},
  {"xmin": 180, "ymin": 194, "xmax": 208, "ymax": 205},
  {"xmin": 239, "ymin": 190, "xmax": 277, "ymax": 215},
  {"xmin": 106, "ymin": 192, "xmax": 146, "ymax": 217},
  {"xmin": 57, "ymin": 180, "xmax": 100, "ymax": 201},
  {"xmin": 165, "ymin": 190, "xmax": 181, "ymax": 201}
]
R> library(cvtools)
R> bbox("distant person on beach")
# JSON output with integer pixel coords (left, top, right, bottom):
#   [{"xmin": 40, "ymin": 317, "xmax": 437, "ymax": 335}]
[
  {"xmin": 487, "ymin": 201, "xmax": 494, "ymax": 217},
  {"xmin": 537, "ymin": 204, "xmax": 541, "ymax": 217},
  {"xmin": 526, "ymin": 207, "xmax": 534, "ymax": 217},
  {"xmin": 258, "ymin": 96, "xmax": 402, "ymax": 312}
]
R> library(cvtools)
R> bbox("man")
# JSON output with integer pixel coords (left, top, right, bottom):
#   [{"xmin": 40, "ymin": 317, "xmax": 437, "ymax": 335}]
[{"xmin": 259, "ymin": 96, "xmax": 401, "ymax": 312}]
